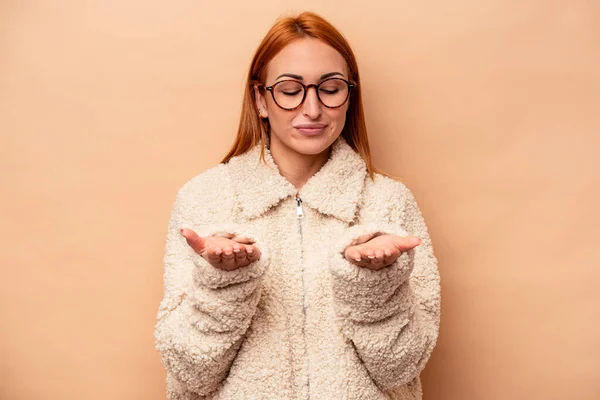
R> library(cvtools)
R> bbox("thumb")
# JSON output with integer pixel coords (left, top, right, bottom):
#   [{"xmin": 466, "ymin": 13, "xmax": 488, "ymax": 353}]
[
  {"xmin": 180, "ymin": 228, "xmax": 206, "ymax": 254},
  {"xmin": 394, "ymin": 235, "xmax": 422, "ymax": 252}
]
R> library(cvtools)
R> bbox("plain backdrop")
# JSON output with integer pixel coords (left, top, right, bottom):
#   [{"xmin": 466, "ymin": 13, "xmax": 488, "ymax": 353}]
[{"xmin": 1, "ymin": 1, "xmax": 599, "ymax": 399}]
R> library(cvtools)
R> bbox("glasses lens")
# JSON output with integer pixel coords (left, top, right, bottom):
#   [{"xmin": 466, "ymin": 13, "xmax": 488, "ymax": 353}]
[
  {"xmin": 273, "ymin": 81, "xmax": 305, "ymax": 109},
  {"xmin": 318, "ymin": 79, "xmax": 349, "ymax": 108}
]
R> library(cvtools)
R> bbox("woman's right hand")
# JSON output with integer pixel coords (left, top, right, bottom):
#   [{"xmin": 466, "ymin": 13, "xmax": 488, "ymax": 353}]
[{"xmin": 180, "ymin": 228, "xmax": 262, "ymax": 271}]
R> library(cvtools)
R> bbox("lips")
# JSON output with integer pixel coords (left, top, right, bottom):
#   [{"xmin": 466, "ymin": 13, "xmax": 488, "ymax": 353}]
[{"xmin": 294, "ymin": 124, "xmax": 328, "ymax": 136}]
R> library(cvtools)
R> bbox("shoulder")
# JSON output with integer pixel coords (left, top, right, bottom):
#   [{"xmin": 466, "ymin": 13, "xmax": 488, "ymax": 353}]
[
  {"xmin": 171, "ymin": 163, "xmax": 234, "ymax": 222},
  {"xmin": 364, "ymin": 172, "xmax": 415, "ymax": 206},
  {"xmin": 177, "ymin": 163, "xmax": 229, "ymax": 197},
  {"xmin": 359, "ymin": 172, "xmax": 424, "ymax": 229}
]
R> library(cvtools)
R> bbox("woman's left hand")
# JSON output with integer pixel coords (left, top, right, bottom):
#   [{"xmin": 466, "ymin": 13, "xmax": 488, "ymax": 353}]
[{"xmin": 344, "ymin": 234, "xmax": 422, "ymax": 270}]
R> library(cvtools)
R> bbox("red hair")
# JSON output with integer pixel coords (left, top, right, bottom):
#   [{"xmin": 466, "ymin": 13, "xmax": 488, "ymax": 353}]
[{"xmin": 221, "ymin": 11, "xmax": 379, "ymax": 180}]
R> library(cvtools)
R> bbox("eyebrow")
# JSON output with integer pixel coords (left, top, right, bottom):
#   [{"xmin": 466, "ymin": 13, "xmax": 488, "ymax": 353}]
[{"xmin": 275, "ymin": 72, "xmax": 345, "ymax": 81}]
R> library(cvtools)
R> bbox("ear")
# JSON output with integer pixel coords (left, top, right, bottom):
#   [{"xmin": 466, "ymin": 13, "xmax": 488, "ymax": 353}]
[{"xmin": 254, "ymin": 86, "xmax": 269, "ymax": 119}]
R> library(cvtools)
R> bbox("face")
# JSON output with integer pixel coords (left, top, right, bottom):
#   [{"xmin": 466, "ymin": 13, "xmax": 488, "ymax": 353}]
[{"xmin": 255, "ymin": 38, "xmax": 351, "ymax": 157}]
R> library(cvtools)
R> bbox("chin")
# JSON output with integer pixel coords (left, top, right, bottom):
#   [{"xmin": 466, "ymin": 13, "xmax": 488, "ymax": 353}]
[{"xmin": 290, "ymin": 134, "xmax": 338, "ymax": 156}]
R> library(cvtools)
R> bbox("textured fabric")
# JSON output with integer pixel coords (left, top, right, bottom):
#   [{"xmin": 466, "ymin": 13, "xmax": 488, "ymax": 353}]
[{"xmin": 154, "ymin": 137, "xmax": 441, "ymax": 399}]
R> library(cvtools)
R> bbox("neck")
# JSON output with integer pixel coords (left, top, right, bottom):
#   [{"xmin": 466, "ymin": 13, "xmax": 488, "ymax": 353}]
[{"xmin": 269, "ymin": 138, "xmax": 330, "ymax": 191}]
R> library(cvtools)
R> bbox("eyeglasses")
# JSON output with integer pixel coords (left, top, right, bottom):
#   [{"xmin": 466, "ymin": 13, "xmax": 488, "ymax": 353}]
[{"xmin": 258, "ymin": 78, "xmax": 356, "ymax": 111}]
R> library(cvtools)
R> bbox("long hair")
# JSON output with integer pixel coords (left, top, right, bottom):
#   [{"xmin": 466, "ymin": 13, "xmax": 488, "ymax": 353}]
[{"xmin": 221, "ymin": 11, "xmax": 379, "ymax": 180}]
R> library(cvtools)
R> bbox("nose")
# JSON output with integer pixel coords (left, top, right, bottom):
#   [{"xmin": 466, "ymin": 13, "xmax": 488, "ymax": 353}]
[{"xmin": 301, "ymin": 86, "xmax": 322, "ymax": 119}]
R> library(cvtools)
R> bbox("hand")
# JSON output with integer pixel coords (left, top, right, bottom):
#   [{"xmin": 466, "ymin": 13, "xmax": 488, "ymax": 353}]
[
  {"xmin": 344, "ymin": 234, "xmax": 422, "ymax": 270},
  {"xmin": 180, "ymin": 228, "xmax": 262, "ymax": 271}
]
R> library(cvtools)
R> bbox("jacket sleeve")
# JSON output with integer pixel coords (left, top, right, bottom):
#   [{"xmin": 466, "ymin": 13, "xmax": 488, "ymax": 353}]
[
  {"xmin": 154, "ymin": 187, "xmax": 269, "ymax": 399},
  {"xmin": 328, "ymin": 186, "xmax": 441, "ymax": 392}
]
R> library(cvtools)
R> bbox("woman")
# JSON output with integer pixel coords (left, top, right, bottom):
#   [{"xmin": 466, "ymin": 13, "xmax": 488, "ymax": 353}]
[{"xmin": 154, "ymin": 11, "xmax": 440, "ymax": 400}]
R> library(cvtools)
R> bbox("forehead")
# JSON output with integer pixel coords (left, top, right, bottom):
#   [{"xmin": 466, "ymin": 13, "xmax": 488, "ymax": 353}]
[{"xmin": 266, "ymin": 37, "xmax": 348, "ymax": 81}]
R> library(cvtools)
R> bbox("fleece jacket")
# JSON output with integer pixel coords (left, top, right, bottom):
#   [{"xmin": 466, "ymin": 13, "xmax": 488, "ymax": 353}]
[{"xmin": 154, "ymin": 136, "xmax": 441, "ymax": 399}]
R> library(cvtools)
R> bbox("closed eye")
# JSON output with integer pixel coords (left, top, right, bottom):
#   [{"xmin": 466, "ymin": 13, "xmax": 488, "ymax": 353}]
[
  {"xmin": 319, "ymin": 88, "xmax": 340, "ymax": 95},
  {"xmin": 282, "ymin": 90, "xmax": 302, "ymax": 96}
]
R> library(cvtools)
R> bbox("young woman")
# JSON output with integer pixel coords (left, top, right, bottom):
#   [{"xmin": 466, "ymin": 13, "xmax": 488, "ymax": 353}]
[{"xmin": 154, "ymin": 12, "xmax": 440, "ymax": 400}]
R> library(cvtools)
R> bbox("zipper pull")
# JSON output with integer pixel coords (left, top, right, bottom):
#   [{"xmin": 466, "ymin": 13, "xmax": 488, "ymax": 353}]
[{"xmin": 296, "ymin": 197, "xmax": 304, "ymax": 219}]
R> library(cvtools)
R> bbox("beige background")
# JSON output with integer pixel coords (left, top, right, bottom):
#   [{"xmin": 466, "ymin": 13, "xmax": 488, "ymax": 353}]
[{"xmin": 1, "ymin": 1, "xmax": 599, "ymax": 399}]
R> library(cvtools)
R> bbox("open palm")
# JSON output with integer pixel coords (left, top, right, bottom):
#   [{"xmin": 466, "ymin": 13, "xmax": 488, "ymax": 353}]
[
  {"xmin": 344, "ymin": 234, "xmax": 421, "ymax": 270},
  {"xmin": 180, "ymin": 228, "xmax": 261, "ymax": 271}
]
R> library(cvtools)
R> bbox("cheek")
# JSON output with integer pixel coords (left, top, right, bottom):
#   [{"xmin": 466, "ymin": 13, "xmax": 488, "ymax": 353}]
[
  {"xmin": 267, "ymin": 107, "xmax": 294, "ymax": 129},
  {"xmin": 328, "ymin": 108, "xmax": 348, "ymax": 130}
]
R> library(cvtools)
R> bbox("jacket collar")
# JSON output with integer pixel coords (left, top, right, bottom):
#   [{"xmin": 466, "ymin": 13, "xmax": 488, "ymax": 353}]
[{"xmin": 227, "ymin": 136, "xmax": 367, "ymax": 223}]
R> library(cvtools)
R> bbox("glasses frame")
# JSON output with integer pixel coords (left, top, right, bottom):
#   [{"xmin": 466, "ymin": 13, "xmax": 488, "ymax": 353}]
[{"xmin": 258, "ymin": 77, "xmax": 356, "ymax": 111}]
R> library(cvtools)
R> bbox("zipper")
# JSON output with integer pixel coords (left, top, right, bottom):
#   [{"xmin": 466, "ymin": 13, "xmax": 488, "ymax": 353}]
[
  {"xmin": 296, "ymin": 197, "xmax": 309, "ymax": 398},
  {"xmin": 296, "ymin": 197, "xmax": 304, "ymax": 219}
]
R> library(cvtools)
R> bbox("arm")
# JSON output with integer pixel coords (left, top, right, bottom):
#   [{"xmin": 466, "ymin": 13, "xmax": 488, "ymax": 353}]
[
  {"xmin": 329, "ymin": 186, "xmax": 441, "ymax": 392},
  {"xmin": 154, "ymin": 187, "xmax": 269, "ymax": 399}
]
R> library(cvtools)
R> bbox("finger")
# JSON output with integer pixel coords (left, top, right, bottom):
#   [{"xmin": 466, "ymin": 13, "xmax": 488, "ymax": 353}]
[
  {"xmin": 349, "ymin": 258, "xmax": 371, "ymax": 268},
  {"xmin": 246, "ymin": 246, "xmax": 261, "ymax": 263},
  {"xmin": 368, "ymin": 258, "xmax": 385, "ymax": 270},
  {"xmin": 345, "ymin": 247, "xmax": 363, "ymax": 262},
  {"xmin": 235, "ymin": 252, "xmax": 249, "ymax": 268},
  {"xmin": 231, "ymin": 235, "xmax": 255, "ymax": 245},
  {"xmin": 383, "ymin": 243, "xmax": 402, "ymax": 266},
  {"xmin": 393, "ymin": 236, "xmax": 422, "ymax": 252},
  {"xmin": 218, "ymin": 245, "xmax": 237, "ymax": 270},
  {"xmin": 221, "ymin": 255, "xmax": 238, "ymax": 271},
  {"xmin": 383, "ymin": 254, "xmax": 399, "ymax": 265},
  {"xmin": 382, "ymin": 246, "xmax": 396, "ymax": 257},
  {"xmin": 364, "ymin": 260, "xmax": 386, "ymax": 270},
  {"xmin": 204, "ymin": 248, "xmax": 222, "ymax": 263},
  {"xmin": 365, "ymin": 247, "xmax": 384, "ymax": 263},
  {"xmin": 232, "ymin": 242, "xmax": 244, "ymax": 255},
  {"xmin": 358, "ymin": 244, "xmax": 376, "ymax": 259},
  {"xmin": 221, "ymin": 246, "xmax": 235, "ymax": 261},
  {"xmin": 234, "ymin": 246, "xmax": 248, "ymax": 260},
  {"xmin": 359, "ymin": 252, "xmax": 373, "ymax": 265},
  {"xmin": 371, "ymin": 251, "xmax": 385, "ymax": 263},
  {"xmin": 180, "ymin": 228, "xmax": 206, "ymax": 254},
  {"xmin": 354, "ymin": 244, "xmax": 375, "ymax": 259}
]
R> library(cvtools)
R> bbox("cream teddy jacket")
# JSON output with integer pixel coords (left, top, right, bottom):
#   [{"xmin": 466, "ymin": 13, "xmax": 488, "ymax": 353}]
[{"xmin": 154, "ymin": 137, "xmax": 441, "ymax": 399}]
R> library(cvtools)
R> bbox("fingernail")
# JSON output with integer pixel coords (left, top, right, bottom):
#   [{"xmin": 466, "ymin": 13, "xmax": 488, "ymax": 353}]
[
  {"xmin": 355, "ymin": 258, "xmax": 361, "ymax": 262},
  {"xmin": 233, "ymin": 248, "xmax": 240, "ymax": 253},
  {"xmin": 247, "ymin": 248, "xmax": 254, "ymax": 254}
]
